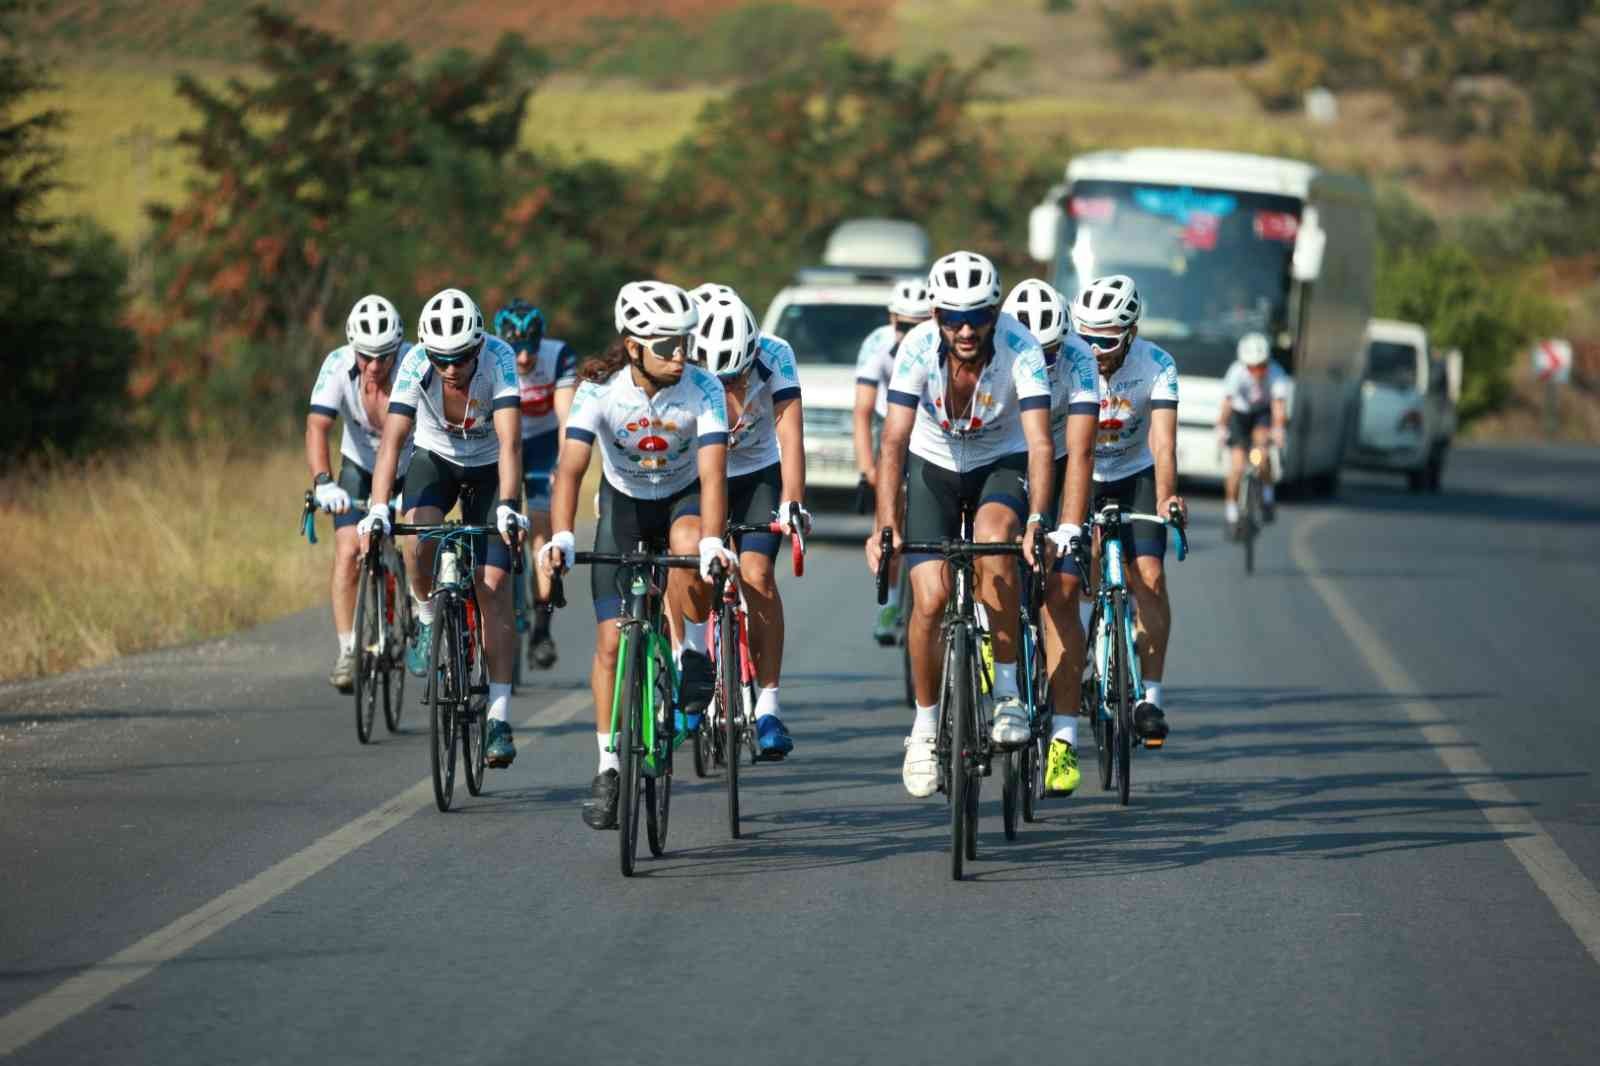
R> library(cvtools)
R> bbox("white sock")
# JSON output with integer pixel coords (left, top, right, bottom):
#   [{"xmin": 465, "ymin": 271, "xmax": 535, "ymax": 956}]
[
  {"xmin": 1225, "ymin": 500, "xmax": 1240, "ymax": 524},
  {"xmin": 1052, "ymin": 714, "xmax": 1077, "ymax": 746},
  {"xmin": 885, "ymin": 584, "xmax": 901, "ymax": 608},
  {"xmin": 755, "ymin": 685, "xmax": 780, "ymax": 720},
  {"xmin": 488, "ymin": 682, "xmax": 512, "ymax": 723},
  {"xmin": 1144, "ymin": 681, "xmax": 1163, "ymax": 709},
  {"xmin": 1262, "ymin": 484, "xmax": 1276, "ymax": 505},
  {"xmin": 992, "ymin": 661, "xmax": 1018, "ymax": 700},
  {"xmin": 912, "ymin": 703, "xmax": 938, "ymax": 738},
  {"xmin": 337, "ymin": 631, "xmax": 354, "ymax": 654},
  {"xmin": 597, "ymin": 731, "xmax": 620, "ymax": 773},
  {"xmin": 415, "ymin": 598, "xmax": 436, "ymax": 626},
  {"xmin": 679, "ymin": 616, "xmax": 707, "ymax": 658}
]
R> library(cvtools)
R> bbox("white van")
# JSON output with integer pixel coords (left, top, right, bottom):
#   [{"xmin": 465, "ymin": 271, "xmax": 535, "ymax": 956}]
[
  {"xmin": 1349, "ymin": 318, "xmax": 1457, "ymax": 492},
  {"xmin": 760, "ymin": 219, "xmax": 930, "ymax": 495}
]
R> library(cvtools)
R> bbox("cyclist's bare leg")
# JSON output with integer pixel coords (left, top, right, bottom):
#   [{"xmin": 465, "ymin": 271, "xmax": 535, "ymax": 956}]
[
  {"xmin": 739, "ymin": 551, "xmax": 782, "ymax": 688},
  {"xmin": 666, "ymin": 514, "xmax": 713, "ymax": 624},
  {"xmin": 1041, "ymin": 570, "xmax": 1085, "ymax": 715},
  {"xmin": 907, "ymin": 558, "xmax": 950, "ymax": 707},
  {"xmin": 1250, "ymin": 424, "xmax": 1273, "ymax": 488},
  {"xmin": 1225, "ymin": 446, "xmax": 1246, "ymax": 506},
  {"xmin": 331, "ymin": 525, "xmax": 360, "ymax": 637},
  {"xmin": 973, "ymin": 501, "xmax": 1021, "ymax": 664},
  {"xmin": 474, "ymin": 562, "xmax": 515, "ymax": 685},
  {"xmin": 527, "ymin": 508, "xmax": 554, "ymax": 604},
  {"xmin": 591, "ymin": 617, "xmax": 621, "ymax": 731},
  {"xmin": 402, "ymin": 504, "xmax": 446, "ymax": 604},
  {"xmin": 1128, "ymin": 554, "xmax": 1169, "ymax": 682}
]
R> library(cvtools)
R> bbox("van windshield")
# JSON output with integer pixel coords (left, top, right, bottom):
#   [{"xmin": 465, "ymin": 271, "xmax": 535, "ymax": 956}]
[
  {"xmin": 772, "ymin": 303, "xmax": 888, "ymax": 365},
  {"xmin": 1365, "ymin": 340, "xmax": 1418, "ymax": 390}
]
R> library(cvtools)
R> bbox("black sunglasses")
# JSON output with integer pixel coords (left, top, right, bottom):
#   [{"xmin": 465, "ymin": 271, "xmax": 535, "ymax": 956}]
[
  {"xmin": 353, "ymin": 346, "xmax": 399, "ymax": 363},
  {"xmin": 426, "ymin": 343, "xmax": 480, "ymax": 368},
  {"xmin": 936, "ymin": 307, "xmax": 997, "ymax": 330}
]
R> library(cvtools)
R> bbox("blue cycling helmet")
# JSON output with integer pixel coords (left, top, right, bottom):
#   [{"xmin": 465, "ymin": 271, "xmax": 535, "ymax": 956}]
[{"xmin": 493, "ymin": 299, "xmax": 545, "ymax": 347}]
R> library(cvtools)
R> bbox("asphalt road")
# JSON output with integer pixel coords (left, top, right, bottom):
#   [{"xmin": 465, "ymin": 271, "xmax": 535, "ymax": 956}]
[{"xmin": 3, "ymin": 443, "xmax": 1598, "ymax": 1065}]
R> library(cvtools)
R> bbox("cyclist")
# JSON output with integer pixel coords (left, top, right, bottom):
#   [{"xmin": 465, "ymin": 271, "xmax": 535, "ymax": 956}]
[
  {"xmin": 865, "ymin": 250, "xmax": 1057, "ymax": 799},
  {"xmin": 1001, "ymin": 280, "xmax": 1100, "ymax": 794},
  {"xmin": 306, "ymin": 295, "xmax": 415, "ymax": 692},
  {"xmin": 853, "ymin": 278, "xmax": 932, "ymax": 643},
  {"xmin": 540, "ymin": 281, "xmax": 735, "ymax": 830},
  {"xmin": 1217, "ymin": 332, "xmax": 1289, "ymax": 536},
  {"xmin": 690, "ymin": 291, "xmax": 808, "ymax": 760},
  {"xmin": 493, "ymin": 299, "xmax": 577, "ymax": 670},
  {"xmin": 1072, "ymin": 274, "xmax": 1184, "ymax": 745},
  {"xmin": 356, "ymin": 288, "xmax": 529, "ymax": 768}
]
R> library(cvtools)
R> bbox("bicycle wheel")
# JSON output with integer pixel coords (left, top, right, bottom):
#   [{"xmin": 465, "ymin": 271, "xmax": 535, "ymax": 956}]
[
  {"xmin": 1022, "ymin": 740, "xmax": 1039, "ymax": 823},
  {"xmin": 383, "ymin": 554, "xmax": 407, "ymax": 733},
  {"xmin": 618, "ymin": 631, "xmax": 645, "ymax": 877},
  {"xmin": 743, "ymin": 677, "xmax": 760, "ymax": 766},
  {"xmin": 1242, "ymin": 471, "xmax": 1259, "ymax": 575},
  {"xmin": 1111, "ymin": 590, "xmax": 1133, "ymax": 806},
  {"xmin": 463, "ymin": 616, "xmax": 489, "ymax": 797},
  {"xmin": 645, "ymin": 641, "xmax": 673, "ymax": 857},
  {"xmin": 1088, "ymin": 606, "xmax": 1114, "ymax": 792},
  {"xmin": 964, "ymin": 636, "xmax": 982, "ymax": 862},
  {"xmin": 428, "ymin": 603, "xmax": 459, "ymax": 812},
  {"xmin": 352, "ymin": 562, "xmax": 380, "ymax": 745},
  {"xmin": 946, "ymin": 625, "xmax": 973, "ymax": 881},
  {"xmin": 717, "ymin": 604, "xmax": 743, "ymax": 839},
  {"xmin": 693, "ymin": 713, "xmax": 713, "ymax": 778},
  {"xmin": 1002, "ymin": 750, "xmax": 1020, "ymax": 840}
]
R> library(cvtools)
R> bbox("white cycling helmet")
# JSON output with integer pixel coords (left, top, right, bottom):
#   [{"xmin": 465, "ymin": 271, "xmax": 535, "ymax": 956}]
[
  {"xmin": 346, "ymin": 294, "xmax": 404, "ymax": 355},
  {"xmin": 1238, "ymin": 332, "xmax": 1271, "ymax": 367},
  {"xmin": 695, "ymin": 296, "xmax": 761, "ymax": 378},
  {"xmin": 1002, "ymin": 279, "xmax": 1067, "ymax": 348},
  {"xmin": 418, "ymin": 288, "xmax": 483, "ymax": 357},
  {"xmin": 927, "ymin": 250, "xmax": 1001, "ymax": 311},
  {"xmin": 888, "ymin": 278, "xmax": 933, "ymax": 319},
  {"xmin": 615, "ymin": 280, "xmax": 699, "ymax": 337},
  {"xmin": 689, "ymin": 282, "xmax": 739, "ymax": 306},
  {"xmin": 1073, "ymin": 274, "xmax": 1142, "ymax": 332}
]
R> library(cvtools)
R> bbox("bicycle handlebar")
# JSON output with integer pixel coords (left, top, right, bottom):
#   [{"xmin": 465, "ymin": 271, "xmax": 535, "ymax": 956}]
[
  {"xmin": 726, "ymin": 521, "xmax": 805, "ymax": 578},
  {"xmin": 875, "ymin": 526, "xmax": 1031, "ymax": 605},
  {"xmin": 1088, "ymin": 504, "xmax": 1189, "ymax": 562},
  {"xmin": 389, "ymin": 522, "xmax": 526, "ymax": 574},
  {"xmin": 547, "ymin": 550, "xmax": 701, "ymax": 612}
]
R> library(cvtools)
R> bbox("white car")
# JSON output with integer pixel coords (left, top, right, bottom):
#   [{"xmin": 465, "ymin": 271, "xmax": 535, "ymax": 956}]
[{"xmin": 1349, "ymin": 318, "xmax": 1458, "ymax": 492}]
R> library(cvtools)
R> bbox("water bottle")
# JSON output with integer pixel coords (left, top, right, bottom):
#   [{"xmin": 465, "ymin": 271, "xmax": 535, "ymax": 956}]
[{"xmin": 438, "ymin": 545, "xmax": 459, "ymax": 588}]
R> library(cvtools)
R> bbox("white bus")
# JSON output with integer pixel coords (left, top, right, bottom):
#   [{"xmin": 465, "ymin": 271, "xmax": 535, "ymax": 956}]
[{"xmin": 1028, "ymin": 148, "xmax": 1375, "ymax": 492}]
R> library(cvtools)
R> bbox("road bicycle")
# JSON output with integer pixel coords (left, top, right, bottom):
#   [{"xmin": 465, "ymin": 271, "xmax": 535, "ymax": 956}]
[
  {"xmin": 876, "ymin": 517, "xmax": 1035, "ymax": 881},
  {"xmin": 555, "ymin": 545, "xmax": 697, "ymax": 877},
  {"xmin": 1234, "ymin": 444, "xmax": 1275, "ymax": 575},
  {"xmin": 1083, "ymin": 502, "xmax": 1187, "ymax": 806},
  {"xmin": 695, "ymin": 520, "xmax": 806, "ymax": 839},
  {"xmin": 300, "ymin": 492, "xmax": 416, "ymax": 743}
]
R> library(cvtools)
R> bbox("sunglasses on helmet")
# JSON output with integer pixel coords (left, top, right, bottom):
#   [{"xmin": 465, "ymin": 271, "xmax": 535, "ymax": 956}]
[{"xmin": 936, "ymin": 307, "xmax": 997, "ymax": 330}]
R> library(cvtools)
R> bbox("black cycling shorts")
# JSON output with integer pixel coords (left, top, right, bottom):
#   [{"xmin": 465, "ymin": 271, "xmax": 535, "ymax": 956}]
[
  {"xmin": 1227, "ymin": 408, "xmax": 1272, "ymax": 448},
  {"xmin": 903, "ymin": 451, "xmax": 1027, "ymax": 567},
  {"xmin": 728, "ymin": 462, "xmax": 783, "ymax": 560},
  {"xmin": 333, "ymin": 462, "xmax": 404, "ymax": 531},
  {"xmin": 591, "ymin": 479, "xmax": 701, "ymax": 622},
  {"xmin": 404, "ymin": 448, "xmax": 511, "ymax": 571}
]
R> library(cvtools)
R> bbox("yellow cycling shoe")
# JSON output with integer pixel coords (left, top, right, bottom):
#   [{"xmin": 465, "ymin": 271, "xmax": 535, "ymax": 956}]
[{"xmin": 1045, "ymin": 738, "xmax": 1081, "ymax": 795}]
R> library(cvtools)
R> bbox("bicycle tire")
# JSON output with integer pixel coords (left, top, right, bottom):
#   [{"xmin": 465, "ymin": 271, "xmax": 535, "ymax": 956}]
[
  {"xmin": 429, "ymin": 604, "xmax": 458, "ymax": 812},
  {"xmin": 743, "ymin": 678, "xmax": 760, "ymax": 766},
  {"xmin": 618, "ymin": 630, "xmax": 644, "ymax": 877},
  {"xmin": 645, "ymin": 640, "xmax": 673, "ymax": 857},
  {"xmin": 1112, "ymin": 589, "xmax": 1133, "ymax": 806},
  {"xmin": 947, "ymin": 625, "xmax": 972, "ymax": 881},
  {"xmin": 383, "ymin": 555, "xmax": 407, "ymax": 733},
  {"xmin": 1022, "ymin": 739, "xmax": 1039, "ymax": 823},
  {"xmin": 964, "ymin": 637, "xmax": 981, "ymax": 862},
  {"xmin": 1088, "ymin": 608, "xmax": 1114, "ymax": 792},
  {"xmin": 693, "ymin": 714, "xmax": 712, "ymax": 778},
  {"xmin": 1242, "ymin": 470, "xmax": 1259, "ymax": 575},
  {"xmin": 1002, "ymin": 750, "xmax": 1019, "ymax": 840},
  {"xmin": 353, "ymin": 562, "xmax": 379, "ymax": 745},
  {"xmin": 463, "ymin": 614, "xmax": 488, "ymax": 797},
  {"xmin": 718, "ymin": 604, "xmax": 742, "ymax": 839}
]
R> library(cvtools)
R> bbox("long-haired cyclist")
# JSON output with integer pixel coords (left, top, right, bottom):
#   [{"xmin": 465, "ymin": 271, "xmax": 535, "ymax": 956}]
[{"xmin": 540, "ymin": 281, "xmax": 736, "ymax": 830}]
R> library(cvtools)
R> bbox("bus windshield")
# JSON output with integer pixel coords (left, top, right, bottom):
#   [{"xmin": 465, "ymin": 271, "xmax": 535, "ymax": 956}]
[{"xmin": 1053, "ymin": 180, "xmax": 1301, "ymax": 378}]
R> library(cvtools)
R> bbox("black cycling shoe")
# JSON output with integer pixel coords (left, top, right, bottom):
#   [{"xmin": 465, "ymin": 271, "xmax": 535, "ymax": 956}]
[
  {"xmin": 1133, "ymin": 701, "xmax": 1169, "ymax": 745},
  {"xmin": 530, "ymin": 635, "xmax": 558, "ymax": 670},
  {"xmin": 583, "ymin": 770, "xmax": 619, "ymax": 830},
  {"xmin": 678, "ymin": 650, "xmax": 714, "ymax": 715}
]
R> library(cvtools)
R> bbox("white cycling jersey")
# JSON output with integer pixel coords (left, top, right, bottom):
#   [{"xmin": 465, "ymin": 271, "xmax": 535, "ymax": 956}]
[
  {"xmin": 886, "ymin": 313, "xmax": 1057, "ymax": 473},
  {"xmin": 565, "ymin": 362, "xmax": 729, "ymax": 498},
  {"xmin": 726, "ymin": 333, "xmax": 803, "ymax": 479},
  {"xmin": 389, "ymin": 336, "xmax": 521, "ymax": 467},
  {"xmin": 309, "ymin": 344, "xmax": 416, "ymax": 475},
  {"xmin": 1094, "ymin": 337, "xmax": 1180, "ymax": 482},
  {"xmin": 1045, "ymin": 334, "xmax": 1102, "ymax": 461},
  {"xmin": 1221, "ymin": 358, "xmax": 1291, "ymax": 414},
  {"xmin": 516, "ymin": 337, "xmax": 578, "ymax": 440},
  {"xmin": 854, "ymin": 324, "xmax": 898, "ymax": 419}
]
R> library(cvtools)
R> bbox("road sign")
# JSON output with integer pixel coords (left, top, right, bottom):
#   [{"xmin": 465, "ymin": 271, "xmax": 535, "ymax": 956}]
[{"xmin": 1532, "ymin": 338, "xmax": 1573, "ymax": 385}]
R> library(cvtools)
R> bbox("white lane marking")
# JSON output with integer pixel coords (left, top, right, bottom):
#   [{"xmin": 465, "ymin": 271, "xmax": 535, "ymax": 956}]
[
  {"xmin": 1292, "ymin": 510, "xmax": 1600, "ymax": 965},
  {"xmin": 0, "ymin": 689, "xmax": 590, "ymax": 1056}
]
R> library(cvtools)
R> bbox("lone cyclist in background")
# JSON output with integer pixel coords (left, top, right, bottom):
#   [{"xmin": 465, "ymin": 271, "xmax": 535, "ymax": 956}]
[
  {"xmin": 494, "ymin": 299, "xmax": 577, "ymax": 670},
  {"xmin": 1073, "ymin": 274, "xmax": 1184, "ymax": 746},
  {"xmin": 853, "ymin": 278, "xmax": 933, "ymax": 643},
  {"xmin": 1217, "ymin": 332, "xmax": 1290, "ymax": 537},
  {"xmin": 305, "ymin": 295, "xmax": 414, "ymax": 692}
]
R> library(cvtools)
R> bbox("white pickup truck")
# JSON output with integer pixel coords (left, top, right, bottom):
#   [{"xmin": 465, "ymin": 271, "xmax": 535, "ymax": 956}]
[
  {"xmin": 1348, "ymin": 318, "xmax": 1459, "ymax": 492},
  {"xmin": 759, "ymin": 219, "xmax": 929, "ymax": 500}
]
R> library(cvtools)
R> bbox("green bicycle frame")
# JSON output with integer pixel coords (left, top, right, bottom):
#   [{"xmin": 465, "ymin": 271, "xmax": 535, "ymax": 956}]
[{"xmin": 605, "ymin": 573, "xmax": 678, "ymax": 776}]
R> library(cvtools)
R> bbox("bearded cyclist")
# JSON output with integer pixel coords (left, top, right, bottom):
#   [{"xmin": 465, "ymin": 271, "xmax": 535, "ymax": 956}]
[
  {"xmin": 689, "ymin": 290, "xmax": 808, "ymax": 759},
  {"xmin": 540, "ymin": 281, "xmax": 735, "ymax": 831},
  {"xmin": 854, "ymin": 278, "xmax": 933, "ymax": 643},
  {"xmin": 1073, "ymin": 275, "xmax": 1184, "ymax": 746},
  {"xmin": 306, "ymin": 295, "xmax": 415, "ymax": 691},
  {"xmin": 357, "ymin": 288, "xmax": 530, "ymax": 768},
  {"xmin": 1218, "ymin": 332, "xmax": 1289, "ymax": 536},
  {"xmin": 493, "ymin": 299, "xmax": 577, "ymax": 669},
  {"xmin": 866, "ymin": 251, "xmax": 1056, "ymax": 798},
  {"xmin": 1001, "ymin": 280, "xmax": 1100, "ymax": 794}
]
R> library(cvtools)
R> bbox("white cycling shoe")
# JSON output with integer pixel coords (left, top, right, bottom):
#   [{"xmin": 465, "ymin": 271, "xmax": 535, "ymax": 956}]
[
  {"xmin": 902, "ymin": 734, "xmax": 938, "ymax": 798},
  {"xmin": 990, "ymin": 696, "xmax": 1030, "ymax": 751}
]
